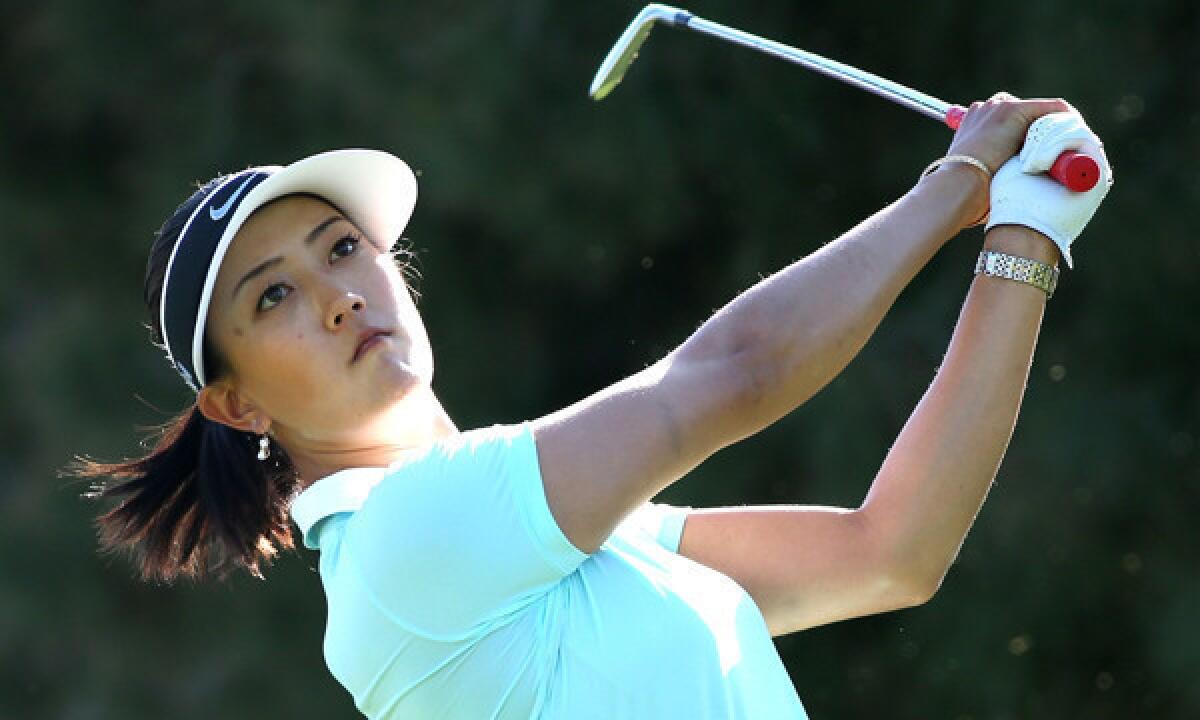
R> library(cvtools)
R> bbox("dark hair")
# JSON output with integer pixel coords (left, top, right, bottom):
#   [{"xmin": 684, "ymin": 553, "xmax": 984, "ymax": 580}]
[{"xmin": 67, "ymin": 176, "xmax": 299, "ymax": 583}]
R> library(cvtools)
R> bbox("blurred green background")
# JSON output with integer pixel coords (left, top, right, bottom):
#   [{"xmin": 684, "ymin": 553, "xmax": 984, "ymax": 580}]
[{"xmin": 2, "ymin": 0, "xmax": 1196, "ymax": 717}]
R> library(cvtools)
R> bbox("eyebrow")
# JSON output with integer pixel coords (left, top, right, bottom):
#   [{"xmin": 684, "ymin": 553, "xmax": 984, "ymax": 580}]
[{"xmin": 231, "ymin": 215, "xmax": 344, "ymax": 302}]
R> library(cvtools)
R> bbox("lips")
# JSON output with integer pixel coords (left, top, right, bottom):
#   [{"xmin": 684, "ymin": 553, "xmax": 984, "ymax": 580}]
[{"xmin": 352, "ymin": 328, "xmax": 391, "ymax": 364}]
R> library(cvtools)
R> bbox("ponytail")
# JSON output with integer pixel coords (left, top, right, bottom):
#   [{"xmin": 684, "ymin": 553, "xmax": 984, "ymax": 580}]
[
  {"xmin": 70, "ymin": 404, "xmax": 298, "ymax": 582},
  {"xmin": 73, "ymin": 174, "xmax": 304, "ymax": 583}
]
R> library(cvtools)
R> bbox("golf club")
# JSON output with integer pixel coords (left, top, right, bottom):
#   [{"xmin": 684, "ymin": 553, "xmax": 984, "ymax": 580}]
[{"xmin": 590, "ymin": 4, "xmax": 1099, "ymax": 192}]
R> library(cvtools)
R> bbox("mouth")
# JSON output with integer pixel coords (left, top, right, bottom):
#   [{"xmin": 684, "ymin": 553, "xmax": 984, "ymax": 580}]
[{"xmin": 352, "ymin": 329, "xmax": 392, "ymax": 364}]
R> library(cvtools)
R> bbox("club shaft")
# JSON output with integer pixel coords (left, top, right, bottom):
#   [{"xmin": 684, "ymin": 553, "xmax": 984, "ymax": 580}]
[{"xmin": 684, "ymin": 15, "xmax": 951, "ymax": 123}]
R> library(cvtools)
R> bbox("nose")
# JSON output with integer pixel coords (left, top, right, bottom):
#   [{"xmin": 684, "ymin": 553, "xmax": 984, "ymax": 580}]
[{"xmin": 326, "ymin": 291, "xmax": 366, "ymax": 330}]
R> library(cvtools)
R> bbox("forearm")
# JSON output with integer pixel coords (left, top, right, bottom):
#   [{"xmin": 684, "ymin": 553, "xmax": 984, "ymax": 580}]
[
  {"xmin": 861, "ymin": 224, "xmax": 1058, "ymax": 592},
  {"xmin": 678, "ymin": 165, "xmax": 986, "ymax": 434}
]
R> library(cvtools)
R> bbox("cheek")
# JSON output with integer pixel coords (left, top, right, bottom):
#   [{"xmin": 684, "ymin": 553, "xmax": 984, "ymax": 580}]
[
  {"xmin": 236, "ymin": 326, "xmax": 333, "ymax": 411},
  {"xmin": 388, "ymin": 279, "xmax": 427, "ymax": 341}
]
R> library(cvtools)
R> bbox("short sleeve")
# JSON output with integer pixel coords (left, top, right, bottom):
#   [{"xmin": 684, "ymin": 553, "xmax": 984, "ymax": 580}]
[
  {"xmin": 344, "ymin": 422, "xmax": 589, "ymax": 639},
  {"xmin": 614, "ymin": 502, "xmax": 692, "ymax": 553}
]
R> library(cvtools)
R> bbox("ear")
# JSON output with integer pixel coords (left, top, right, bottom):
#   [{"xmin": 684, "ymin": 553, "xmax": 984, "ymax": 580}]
[{"xmin": 197, "ymin": 381, "xmax": 269, "ymax": 434}]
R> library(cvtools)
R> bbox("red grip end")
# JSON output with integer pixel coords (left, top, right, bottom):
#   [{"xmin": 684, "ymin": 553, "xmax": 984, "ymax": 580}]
[
  {"xmin": 945, "ymin": 105, "xmax": 967, "ymax": 130},
  {"xmin": 1049, "ymin": 151, "xmax": 1100, "ymax": 192}
]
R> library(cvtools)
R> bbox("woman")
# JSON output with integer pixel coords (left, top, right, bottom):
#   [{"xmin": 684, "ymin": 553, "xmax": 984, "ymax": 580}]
[{"xmin": 77, "ymin": 94, "xmax": 1110, "ymax": 718}]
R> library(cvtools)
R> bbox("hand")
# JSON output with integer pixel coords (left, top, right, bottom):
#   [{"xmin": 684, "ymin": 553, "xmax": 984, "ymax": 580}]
[
  {"xmin": 945, "ymin": 92, "xmax": 1073, "ymax": 175},
  {"xmin": 941, "ymin": 93, "xmax": 1075, "ymax": 226},
  {"xmin": 985, "ymin": 111, "xmax": 1114, "ymax": 268}
]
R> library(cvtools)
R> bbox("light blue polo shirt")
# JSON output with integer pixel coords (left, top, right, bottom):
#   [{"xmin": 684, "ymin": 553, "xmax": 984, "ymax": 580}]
[{"xmin": 291, "ymin": 422, "xmax": 807, "ymax": 719}]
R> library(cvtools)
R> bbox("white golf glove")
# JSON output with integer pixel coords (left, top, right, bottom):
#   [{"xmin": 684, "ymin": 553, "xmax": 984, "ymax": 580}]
[{"xmin": 985, "ymin": 111, "xmax": 1114, "ymax": 268}]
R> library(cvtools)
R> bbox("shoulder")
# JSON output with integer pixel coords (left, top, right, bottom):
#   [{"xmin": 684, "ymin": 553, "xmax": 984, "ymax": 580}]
[{"xmin": 370, "ymin": 422, "xmax": 536, "ymax": 485}]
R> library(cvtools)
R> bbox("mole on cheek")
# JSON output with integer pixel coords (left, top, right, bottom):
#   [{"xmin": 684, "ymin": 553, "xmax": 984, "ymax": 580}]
[{"xmin": 233, "ymin": 327, "xmax": 244, "ymax": 337}]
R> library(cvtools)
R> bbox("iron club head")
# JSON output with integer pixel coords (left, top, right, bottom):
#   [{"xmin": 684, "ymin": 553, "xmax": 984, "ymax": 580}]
[{"xmin": 589, "ymin": 4, "xmax": 693, "ymax": 100}]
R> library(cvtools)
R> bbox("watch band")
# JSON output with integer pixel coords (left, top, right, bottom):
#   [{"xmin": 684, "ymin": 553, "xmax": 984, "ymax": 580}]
[{"xmin": 974, "ymin": 250, "xmax": 1059, "ymax": 298}]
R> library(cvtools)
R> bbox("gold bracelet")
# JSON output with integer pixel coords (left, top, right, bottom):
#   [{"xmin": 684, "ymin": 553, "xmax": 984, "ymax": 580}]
[{"xmin": 920, "ymin": 154, "xmax": 991, "ymax": 183}]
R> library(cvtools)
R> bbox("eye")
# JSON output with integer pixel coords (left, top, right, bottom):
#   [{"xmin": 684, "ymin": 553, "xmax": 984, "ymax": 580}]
[
  {"xmin": 331, "ymin": 233, "xmax": 360, "ymax": 262},
  {"xmin": 257, "ymin": 283, "xmax": 290, "ymax": 312}
]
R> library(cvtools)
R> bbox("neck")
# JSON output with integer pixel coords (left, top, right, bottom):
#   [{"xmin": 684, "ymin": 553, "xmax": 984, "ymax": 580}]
[{"xmin": 286, "ymin": 387, "xmax": 457, "ymax": 490}]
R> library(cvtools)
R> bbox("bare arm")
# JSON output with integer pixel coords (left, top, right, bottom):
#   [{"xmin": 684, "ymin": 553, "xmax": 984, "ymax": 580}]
[
  {"xmin": 676, "ymin": 223, "xmax": 1059, "ymax": 635},
  {"xmin": 860, "ymin": 224, "xmax": 1058, "ymax": 593},
  {"xmin": 534, "ymin": 166, "xmax": 984, "ymax": 554},
  {"xmin": 674, "ymin": 164, "xmax": 988, "ymax": 431},
  {"xmin": 534, "ymin": 96, "xmax": 1071, "ymax": 556}
]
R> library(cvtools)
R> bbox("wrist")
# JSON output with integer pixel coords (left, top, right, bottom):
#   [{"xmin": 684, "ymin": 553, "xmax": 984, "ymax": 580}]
[
  {"xmin": 916, "ymin": 162, "xmax": 990, "ymax": 229},
  {"xmin": 983, "ymin": 225, "xmax": 1061, "ymax": 266}
]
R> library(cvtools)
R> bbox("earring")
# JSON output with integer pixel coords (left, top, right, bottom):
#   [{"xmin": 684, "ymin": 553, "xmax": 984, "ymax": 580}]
[{"xmin": 257, "ymin": 435, "xmax": 270, "ymax": 461}]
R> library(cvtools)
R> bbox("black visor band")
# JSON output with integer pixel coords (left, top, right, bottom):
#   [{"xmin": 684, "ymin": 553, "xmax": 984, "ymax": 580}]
[{"xmin": 160, "ymin": 169, "xmax": 271, "ymax": 392}]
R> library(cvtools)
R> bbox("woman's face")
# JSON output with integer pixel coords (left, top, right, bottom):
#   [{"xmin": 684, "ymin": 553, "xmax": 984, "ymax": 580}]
[{"xmin": 202, "ymin": 195, "xmax": 433, "ymax": 444}]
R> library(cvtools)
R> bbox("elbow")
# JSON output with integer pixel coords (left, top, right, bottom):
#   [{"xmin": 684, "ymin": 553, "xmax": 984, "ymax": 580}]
[
  {"xmin": 678, "ymin": 302, "xmax": 780, "ymax": 385},
  {"xmin": 859, "ymin": 508, "xmax": 953, "ymax": 609},
  {"xmin": 881, "ymin": 548, "xmax": 954, "ymax": 608},
  {"xmin": 674, "ymin": 325, "xmax": 781, "ymax": 420},
  {"xmin": 870, "ymin": 527, "xmax": 950, "ymax": 608},
  {"xmin": 727, "ymin": 344, "xmax": 779, "ymax": 419},
  {"xmin": 888, "ymin": 567, "xmax": 945, "ymax": 608}
]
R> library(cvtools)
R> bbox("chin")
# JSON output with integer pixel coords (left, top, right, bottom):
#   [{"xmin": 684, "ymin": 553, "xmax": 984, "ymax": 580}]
[{"xmin": 375, "ymin": 358, "xmax": 431, "ymax": 399}]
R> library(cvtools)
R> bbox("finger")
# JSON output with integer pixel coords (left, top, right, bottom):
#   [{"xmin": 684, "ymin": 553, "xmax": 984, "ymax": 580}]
[
  {"xmin": 1019, "ymin": 113, "xmax": 1103, "ymax": 173},
  {"xmin": 1020, "ymin": 98, "xmax": 1073, "ymax": 120},
  {"xmin": 1023, "ymin": 134, "xmax": 1105, "ymax": 179},
  {"xmin": 957, "ymin": 100, "xmax": 985, "ymax": 128}
]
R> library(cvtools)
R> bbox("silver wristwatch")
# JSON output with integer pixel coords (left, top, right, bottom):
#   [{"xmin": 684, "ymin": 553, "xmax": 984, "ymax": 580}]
[{"xmin": 974, "ymin": 250, "xmax": 1059, "ymax": 298}]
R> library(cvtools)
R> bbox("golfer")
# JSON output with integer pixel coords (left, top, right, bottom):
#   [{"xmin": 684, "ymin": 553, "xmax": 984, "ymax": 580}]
[{"xmin": 78, "ymin": 94, "xmax": 1109, "ymax": 718}]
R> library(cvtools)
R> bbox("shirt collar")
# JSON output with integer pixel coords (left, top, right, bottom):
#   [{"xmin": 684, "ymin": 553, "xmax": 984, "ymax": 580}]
[{"xmin": 290, "ymin": 466, "xmax": 388, "ymax": 548}]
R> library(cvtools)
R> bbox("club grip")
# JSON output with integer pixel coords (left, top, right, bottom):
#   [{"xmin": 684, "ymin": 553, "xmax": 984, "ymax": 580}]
[{"xmin": 943, "ymin": 105, "xmax": 1099, "ymax": 192}]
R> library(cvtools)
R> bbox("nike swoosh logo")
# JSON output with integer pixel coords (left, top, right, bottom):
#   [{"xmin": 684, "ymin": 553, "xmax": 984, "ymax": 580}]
[{"xmin": 209, "ymin": 174, "xmax": 257, "ymax": 222}]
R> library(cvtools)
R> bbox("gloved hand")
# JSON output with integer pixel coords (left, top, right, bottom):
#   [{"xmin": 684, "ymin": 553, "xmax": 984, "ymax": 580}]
[{"xmin": 985, "ymin": 111, "xmax": 1114, "ymax": 268}]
